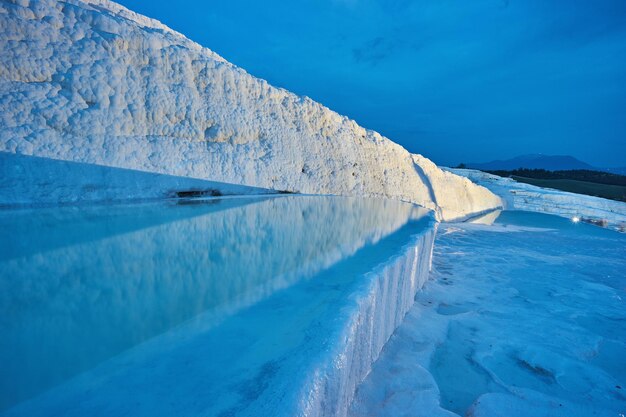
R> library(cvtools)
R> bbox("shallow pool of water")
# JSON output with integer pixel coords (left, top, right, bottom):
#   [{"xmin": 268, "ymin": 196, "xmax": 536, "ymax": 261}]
[{"xmin": 0, "ymin": 195, "xmax": 433, "ymax": 416}]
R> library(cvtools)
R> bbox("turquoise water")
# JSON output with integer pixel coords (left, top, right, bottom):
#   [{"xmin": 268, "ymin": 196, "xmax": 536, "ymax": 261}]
[{"xmin": 0, "ymin": 195, "xmax": 432, "ymax": 416}]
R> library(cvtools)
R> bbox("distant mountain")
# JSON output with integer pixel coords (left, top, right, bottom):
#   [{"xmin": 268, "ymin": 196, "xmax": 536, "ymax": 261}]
[{"xmin": 466, "ymin": 154, "xmax": 598, "ymax": 171}]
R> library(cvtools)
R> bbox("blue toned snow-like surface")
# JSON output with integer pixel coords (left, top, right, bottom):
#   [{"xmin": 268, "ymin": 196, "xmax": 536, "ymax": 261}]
[
  {"xmin": 350, "ymin": 211, "xmax": 626, "ymax": 417},
  {"xmin": 0, "ymin": 195, "xmax": 435, "ymax": 417}
]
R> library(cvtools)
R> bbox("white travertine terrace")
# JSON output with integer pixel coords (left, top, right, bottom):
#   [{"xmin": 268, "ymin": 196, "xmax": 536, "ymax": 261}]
[
  {"xmin": 0, "ymin": 0, "xmax": 501, "ymax": 219},
  {"xmin": 450, "ymin": 168, "xmax": 626, "ymax": 231}
]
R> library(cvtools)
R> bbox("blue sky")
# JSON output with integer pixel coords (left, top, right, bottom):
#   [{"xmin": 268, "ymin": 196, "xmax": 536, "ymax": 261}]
[{"xmin": 118, "ymin": 0, "xmax": 626, "ymax": 167}]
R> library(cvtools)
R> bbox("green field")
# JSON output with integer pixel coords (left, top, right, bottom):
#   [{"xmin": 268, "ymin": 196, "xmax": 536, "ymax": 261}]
[{"xmin": 511, "ymin": 176, "xmax": 626, "ymax": 202}]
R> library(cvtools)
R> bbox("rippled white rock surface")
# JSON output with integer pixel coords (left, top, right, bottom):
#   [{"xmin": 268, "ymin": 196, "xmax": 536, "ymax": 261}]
[
  {"xmin": 350, "ymin": 211, "xmax": 626, "ymax": 417},
  {"xmin": 0, "ymin": 195, "xmax": 436, "ymax": 417},
  {"xmin": 0, "ymin": 0, "xmax": 500, "ymax": 219},
  {"xmin": 449, "ymin": 168, "xmax": 626, "ymax": 231}
]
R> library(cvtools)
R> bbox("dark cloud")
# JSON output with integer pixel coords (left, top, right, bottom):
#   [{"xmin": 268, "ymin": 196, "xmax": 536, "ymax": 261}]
[{"xmin": 352, "ymin": 37, "xmax": 397, "ymax": 65}]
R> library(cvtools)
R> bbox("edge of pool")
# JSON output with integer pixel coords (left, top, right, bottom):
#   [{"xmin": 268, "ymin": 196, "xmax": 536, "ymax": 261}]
[{"xmin": 298, "ymin": 212, "xmax": 439, "ymax": 417}]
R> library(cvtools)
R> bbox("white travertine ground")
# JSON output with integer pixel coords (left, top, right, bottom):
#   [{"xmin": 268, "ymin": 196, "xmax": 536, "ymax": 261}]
[{"xmin": 350, "ymin": 211, "xmax": 626, "ymax": 417}]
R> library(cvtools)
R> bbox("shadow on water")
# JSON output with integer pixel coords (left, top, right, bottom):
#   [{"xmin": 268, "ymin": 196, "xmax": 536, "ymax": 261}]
[{"xmin": 0, "ymin": 196, "xmax": 272, "ymax": 261}]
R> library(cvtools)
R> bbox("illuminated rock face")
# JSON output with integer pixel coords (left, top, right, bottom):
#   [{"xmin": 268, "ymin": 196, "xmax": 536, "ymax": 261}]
[{"xmin": 0, "ymin": 0, "xmax": 501, "ymax": 219}]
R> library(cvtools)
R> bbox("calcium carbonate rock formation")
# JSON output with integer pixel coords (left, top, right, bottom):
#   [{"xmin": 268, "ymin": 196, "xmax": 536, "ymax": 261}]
[
  {"xmin": 412, "ymin": 154, "xmax": 501, "ymax": 220},
  {"xmin": 450, "ymin": 168, "xmax": 626, "ymax": 231},
  {"xmin": 0, "ymin": 0, "xmax": 501, "ymax": 219}
]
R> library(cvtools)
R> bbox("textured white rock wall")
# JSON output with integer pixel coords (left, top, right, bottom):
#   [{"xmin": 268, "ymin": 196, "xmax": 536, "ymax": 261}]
[
  {"xmin": 0, "ymin": 0, "xmax": 500, "ymax": 220},
  {"xmin": 449, "ymin": 168, "xmax": 626, "ymax": 231},
  {"xmin": 412, "ymin": 155, "xmax": 501, "ymax": 220},
  {"xmin": 301, "ymin": 220, "xmax": 438, "ymax": 417}
]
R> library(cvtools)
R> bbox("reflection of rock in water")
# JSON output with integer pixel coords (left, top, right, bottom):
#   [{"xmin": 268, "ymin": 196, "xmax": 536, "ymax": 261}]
[{"xmin": 0, "ymin": 195, "xmax": 431, "ymax": 413}]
